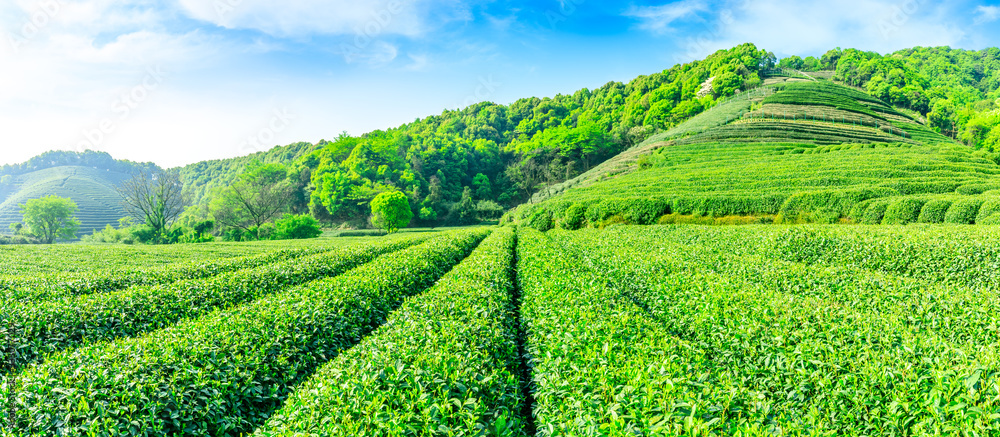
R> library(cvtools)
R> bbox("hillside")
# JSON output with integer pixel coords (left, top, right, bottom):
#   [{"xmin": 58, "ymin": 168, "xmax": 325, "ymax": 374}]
[
  {"xmin": 516, "ymin": 80, "xmax": 1000, "ymax": 227},
  {"xmin": 0, "ymin": 166, "xmax": 132, "ymax": 236}
]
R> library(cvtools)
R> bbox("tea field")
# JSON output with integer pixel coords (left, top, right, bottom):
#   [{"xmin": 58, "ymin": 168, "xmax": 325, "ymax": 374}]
[{"xmin": 4, "ymin": 224, "xmax": 1000, "ymax": 435}]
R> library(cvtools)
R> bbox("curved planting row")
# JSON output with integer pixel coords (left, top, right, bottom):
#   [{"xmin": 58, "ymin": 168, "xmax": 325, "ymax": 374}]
[
  {"xmin": 254, "ymin": 227, "xmax": 528, "ymax": 436},
  {"xmin": 4, "ymin": 229, "xmax": 488, "ymax": 436},
  {"xmin": 545, "ymin": 227, "xmax": 1000, "ymax": 434},
  {"xmin": 1, "ymin": 246, "xmax": 329, "ymax": 302},
  {"xmin": 1, "ymin": 235, "xmax": 429, "ymax": 370}
]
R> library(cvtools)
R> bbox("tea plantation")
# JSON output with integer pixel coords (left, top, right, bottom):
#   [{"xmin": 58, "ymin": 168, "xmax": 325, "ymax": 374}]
[
  {"xmin": 5, "ymin": 225, "xmax": 1000, "ymax": 435},
  {"xmin": 518, "ymin": 81, "xmax": 1000, "ymax": 228}
]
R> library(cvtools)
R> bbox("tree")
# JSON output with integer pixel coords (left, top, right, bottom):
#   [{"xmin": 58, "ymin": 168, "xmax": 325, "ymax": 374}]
[
  {"xmin": 212, "ymin": 162, "xmax": 294, "ymax": 239},
  {"xmin": 370, "ymin": 191, "xmax": 412, "ymax": 233},
  {"xmin": 117, "ymin": 169, "xmax": 185, "ymax": 242},
  {"xmin": 19, "ymin": 195, "xmax": 80, "ymax": 243},
  {"xmin": 472, "ymin": 173, "xmax": 492, "ymax": 200}
]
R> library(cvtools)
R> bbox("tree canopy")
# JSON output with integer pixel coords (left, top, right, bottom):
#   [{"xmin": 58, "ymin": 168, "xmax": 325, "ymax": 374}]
[
  {"xmin": 370, "ymin": 191, "xmax": 413, "ymax": 233},
  {"xmin": 19, "ymin": 195, "xmax": 80, "ymax": 243}
]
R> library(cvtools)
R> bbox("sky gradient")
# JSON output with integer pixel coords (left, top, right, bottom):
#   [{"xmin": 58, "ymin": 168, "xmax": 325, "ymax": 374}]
[{"xmin": 2, "ymin": 0, "xmax": 999, "ymax": 168}]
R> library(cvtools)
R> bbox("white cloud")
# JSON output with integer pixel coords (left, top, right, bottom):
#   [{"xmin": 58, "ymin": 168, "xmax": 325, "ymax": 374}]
[
  {"xmin": 174, "ymin": 0, "xmax": 471, "ymax": 38},
  {"xmin": 669, "ymin": 0, "xmax": 969, "ymax": 62},
  {"xmin": 404, "ymin": 53, "xmax": 429, "ymax": 70},
  {"xmin": 624, "ymin": 0, "xmax": 710, "ymax": 34},
  {"xmin": 975, "ymin": 5, "xmax": 1000, "ymax": 24}
]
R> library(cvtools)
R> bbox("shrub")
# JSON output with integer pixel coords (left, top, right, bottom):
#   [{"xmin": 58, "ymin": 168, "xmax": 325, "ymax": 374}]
[
  {"xmin": 528, "ymin": 208, "xmax": 553, "ymax": 232},
  {"xmin": 561, "ymin": 203, "xmax": 588, "ymax": 230},
  {"xmin": 917, "ymin": 200, "xmax": 951, "ymax": 223},
  {"xmin": 273, "ymin": 214, "xmax": 323, "ymax": 240},
  {"xmin": 882, "ymin": 198, "xmax": 926, "ymax": 225},
  {"xmin": 944, "ymin": 198, "xmax": 984, "ymax": 224},
  {"xmin": 623, "ymin": 198, "xmax": 670, "ymax": 225},
  {"xmin": 860, "ymin": 200, "xmax": 891, "ymax": 225},
  {"xmin": 475, "ymin": 200, "xmax": 505, "ymax": 221},
  {"xmin": 7, "ymin": 231, "xmax": 486, "ymax": 435},
  {"xmin": 976, "ymin": 199, "xmax": 1000, "ymax": 224},
  {"xmin": 956, "ymin": 184, "xmax": 1000, "ymax": 195}
]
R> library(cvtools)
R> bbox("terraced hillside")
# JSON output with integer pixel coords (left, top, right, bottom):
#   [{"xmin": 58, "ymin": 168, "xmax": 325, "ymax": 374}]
[
  {"xmin": 517, "ymin": 81, "xmax": 1000, "ymax": 227},
  {"xmin": 0, "ymin": 166, "xmax": 130, "ymax": 237}
]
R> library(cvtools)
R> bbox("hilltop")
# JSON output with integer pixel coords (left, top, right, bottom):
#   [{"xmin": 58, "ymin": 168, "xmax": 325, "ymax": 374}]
[
  {"xmin": 514, "ymin": 79, "xmax": 1000, "ymax": 228},
  {"xmin": 0, "ymin": 151, "xmax": 159, "ymax": 236}
]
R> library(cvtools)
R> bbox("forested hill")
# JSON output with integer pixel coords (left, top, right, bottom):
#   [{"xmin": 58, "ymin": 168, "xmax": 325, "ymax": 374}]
[
  {"xmin": 176, "ymin": 43, "xmax": 778, "ymax": 226},
  {"xmin": 6, "ymin": 44, "xmax": 1000, "ymax": 232},
  {"xmin": 177, "ymin": 141, "xmax": 321, "ymax": 208}
]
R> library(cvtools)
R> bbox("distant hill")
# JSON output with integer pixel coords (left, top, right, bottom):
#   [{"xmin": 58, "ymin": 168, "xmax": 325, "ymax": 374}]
[
  {"xmin": 0, "ymin": 166, "xmax": 132, "ymax": 236},
  {"xmin": 177, "ymin": 141, "xmax": 322, "ymax": 208},
  {"xmin": 517, "ymin": 80, "xmax": 1000, "ymax": 226}
]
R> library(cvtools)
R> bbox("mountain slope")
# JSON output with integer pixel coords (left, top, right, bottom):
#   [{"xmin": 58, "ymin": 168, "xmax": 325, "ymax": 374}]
[
  {"xmin": 0, "ymin": 166, "xmax": 131, "ymax": 236},
  {"xmin": 516, "ymin": 80, "xmax": 1000, "ymax": 227}
]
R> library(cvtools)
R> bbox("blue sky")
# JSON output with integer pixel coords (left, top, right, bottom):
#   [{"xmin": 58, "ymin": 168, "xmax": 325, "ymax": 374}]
[{"xmin": 1, "ymin": 0, "xmax": 999, "ymax": 167}]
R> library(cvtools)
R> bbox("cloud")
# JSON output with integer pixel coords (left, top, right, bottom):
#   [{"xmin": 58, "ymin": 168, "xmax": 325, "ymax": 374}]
[
  {"xmin": 668, "ymin": 0, "xmax": 969, "ymax": 62},
  {"xmin": 404, "ymin": 53, "xmax": 429, "ymax": 70},
  {"xmin": 174, "ymin": 0, "xmax": 472, "ymax": 38},
  {"xmin": 624, "ymin": 0, "xmax": 710, "ymax": 34},
  {"xmin": 975, "ymin": 5, "xmax": 1000, "ymax": 24}
]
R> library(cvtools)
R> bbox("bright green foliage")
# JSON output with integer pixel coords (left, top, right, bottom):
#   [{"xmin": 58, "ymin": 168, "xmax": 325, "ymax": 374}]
[
  {"xmin": 860, "ymin": 199, "xmax": 891, "ymax": 224},
  {"xmin": 370, "ymin": 191, "xmax": 413, "ymax": 233},
  {"xmin": 975, "ymin": 198, "xmax": 1000, "ymax": 224},
  {"xmin": 2, "ymin": 246, "xmax": 326, "ymax": 303},
  {"xmin": 917, "ymin": 199, "xmax": 952, "ymax": 223},
  {"xmin": 560, "ymin": 203, "xmax": 587, "ymax": 230},
  {"xmin": 1, "ymin": 235, "xmax": 427, "ymax": 370},
  {"xmin": 518, "ymin": 225, "xmax": 1000, "ymax": 434},
  {"xmin": 19, "ymin": 195, "xmax": 80, "ymax": 243},
  {"xmin": 882, "ymin": 198, "xmax": 926, "ymax": 224},
  {"xmin": 272, "ymin": 213, "xmax": 322, "ymax": 240},
  {"xmin": 945, "ymin": 198, "xmax": 984, "ymax": 224},
  {"xmin": 255, "ymin": 228, "xmax": 527, "ymax": 436},
  {"xmin": 5, "ymin": 230, "xmax": 487, "ymax": 435},
  {"xmin": 527, "ymin": 208, "xmax": 553, "ymax": 232}
]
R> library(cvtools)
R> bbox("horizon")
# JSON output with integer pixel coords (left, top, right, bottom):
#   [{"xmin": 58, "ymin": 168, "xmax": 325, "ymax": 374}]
[{"xmin": 3, "ymin": 0, "xmax": 1000, "ymax": 168}]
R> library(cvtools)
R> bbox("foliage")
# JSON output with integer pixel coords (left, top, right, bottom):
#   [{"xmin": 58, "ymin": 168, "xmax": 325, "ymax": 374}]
[
  {"xmin": 1, "ymin": 235, "xmax": 427, "ymax": 371},
  {"xmin": 510, "ymin": 225, "xmax": 1000, "ymax": 433},
  {"xmin": 271, "ymin": 214, "xmax": 322, "ymax": 240},
  {"xmin": 212, "ymin": 161, "xmax": 295, "ymax": 239},
  {"xmin": 560, "ymin": 203, "xmax": 587, "ymax": 230},
  {"xmin": 254, "ymin": 228, "xmax": 526, "ymax": 435},
  {"xmin": 527, "ymin": 207, "xmax": 553, "ymax": 232},
  {"xmin": 917, "ymin": 199, "xmax": 952, "ymax": 223},
  {"xmin": 19, "ymin": 195, "xmax": 80, "ymax": 243},
  {"xmin": 5, "ymin": 230, "xmax": 485, "ymax": 435},
  {"xmin": 975, "ymin": 198, "xmax": 1000, "ymax": 224},
  {"xmin": 882, "ymin": 198, "xmax": 926, "ymax": 225},
  {"xmin": 0, "ymin": 149, "xmax": 159, "ymax": 179},
  {"xmin": 370, "ymin": 190, "xmax": 413, "ymax": 233},
  {"xmin": 944, "ymin": 198, "xmax": 984, "ymax": 224},
  {"xmin": 116, "ymin": 169, "xmax": 186, "ymax": 243}
]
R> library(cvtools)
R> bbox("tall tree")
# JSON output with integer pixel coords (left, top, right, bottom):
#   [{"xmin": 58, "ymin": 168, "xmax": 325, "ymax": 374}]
[
  {"xmin": 19, "ymin": 195, "xmax": 80, "ymax": 244},
  {"xmin": 211, "ymin": 162, "xmax": 294, "ymax": 238},
  {"xmin": 117, "ymin": 170, "xmax": 186, "ymax": 242}
]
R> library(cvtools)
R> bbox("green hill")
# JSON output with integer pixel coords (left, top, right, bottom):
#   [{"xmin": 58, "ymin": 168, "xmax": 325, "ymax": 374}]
[
  {"xmin": 515, "ymin": 80, "xmax": 1000, "ymax": 227},
  {"xmin": 0, "ymin": 166, "xmax": 132, "ymax": 237}
]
